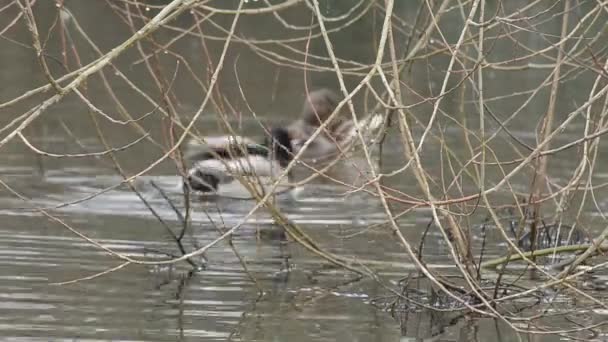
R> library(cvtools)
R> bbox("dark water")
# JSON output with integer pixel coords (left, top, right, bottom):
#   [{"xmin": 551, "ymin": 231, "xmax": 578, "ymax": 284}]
[{"xmin": 1, "ymin": 1, "xmax": 608, "ymax": 341}]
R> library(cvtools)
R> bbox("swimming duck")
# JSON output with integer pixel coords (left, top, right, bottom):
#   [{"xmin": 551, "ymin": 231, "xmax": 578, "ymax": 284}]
[
  {"xmin": 287, "ymin": 89, "xmax": 383, "ymax": 188},
  {"xmin": 287, "ymin": 88, "xmax": 356, "ymax": 159},
  {"xmin": 184, "ymin": 127, "xmax": 293, "ymax": 194},
  {"xmin": 183, "ymin": 89, "xmax": 383, "ymax": 197}
]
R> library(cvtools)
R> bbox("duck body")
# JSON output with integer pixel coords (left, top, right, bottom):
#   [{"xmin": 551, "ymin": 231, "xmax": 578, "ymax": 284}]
[{"xmin": 184, "ymin": 127, "xmax": 293, "ymax": 196}]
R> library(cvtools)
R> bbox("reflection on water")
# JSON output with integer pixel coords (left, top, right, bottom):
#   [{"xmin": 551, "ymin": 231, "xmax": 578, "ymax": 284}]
[
  {"xmin": 0, "ymin": 178, "xmax": 402, "ymax": 341},
  {"xmin": 3, "ymin": 138, "xmax": 601, "ymax": 341}
]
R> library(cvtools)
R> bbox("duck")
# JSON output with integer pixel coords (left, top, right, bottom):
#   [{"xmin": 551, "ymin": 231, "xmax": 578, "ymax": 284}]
[
  {"xmin": 184, "ymin": 127, "xmax": 294, "ymax": 195},
  {"xmin": 287, "ymin": 89, "xmax": 384, "ymax": 188},
  {"xmin": 183, "ymin": 89, "xmax": 383, "ymax": 197},
  {"xmin": 287, "ymin": 88, "xmax": 356, "ymax": 159}
]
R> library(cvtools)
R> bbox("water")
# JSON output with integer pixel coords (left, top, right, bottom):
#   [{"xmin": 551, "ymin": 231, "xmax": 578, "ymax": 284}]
[{"xmin": 1, "ymin": 1, "xmax": 608, "ymax": 341}]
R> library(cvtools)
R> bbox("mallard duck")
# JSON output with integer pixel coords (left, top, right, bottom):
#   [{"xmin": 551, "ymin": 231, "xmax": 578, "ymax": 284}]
[
  {"xmin": 184, "ymin": 127, "xmax": 293, "ymax": 194},
  {"xmin": 183, "ymin": 89, "xmax": 383, "ymax": 197},
  {"xmin": 287, "ymin": 88, "xmax": 355, "ymax": 159},
  {"xmin": 287, "ymin": 89, "xmax": 384, "ymax": 188}
]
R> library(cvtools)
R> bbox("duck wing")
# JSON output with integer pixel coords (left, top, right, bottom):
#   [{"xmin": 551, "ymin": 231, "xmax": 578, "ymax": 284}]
[{"xmin": 184, "ymin": 135, "xmax": 268, "ymax": 161}]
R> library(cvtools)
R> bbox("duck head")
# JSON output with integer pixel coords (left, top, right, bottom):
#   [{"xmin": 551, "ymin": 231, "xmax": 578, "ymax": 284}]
[
  {"xmin": 301, "ymin": 89, "xmax": 352, "ymax": 133},
  {"xmin": 187, "ymin": 169, "xmax": 220, "ymax": 193},
  {"xmin": 301, "ymin": 89, "xmax": 339, "ymax": 127}
]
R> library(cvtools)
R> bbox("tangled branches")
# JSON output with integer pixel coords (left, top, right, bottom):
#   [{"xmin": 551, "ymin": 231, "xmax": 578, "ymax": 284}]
[{"xmin": 1, "ymin": 0, "xmax": 608, "ymax": 339}]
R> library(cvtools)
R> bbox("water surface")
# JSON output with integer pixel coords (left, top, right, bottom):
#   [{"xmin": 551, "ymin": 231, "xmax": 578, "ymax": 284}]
[{"xmin": 1, "ymin": 1, "xmax": 607, "ymax": 341}]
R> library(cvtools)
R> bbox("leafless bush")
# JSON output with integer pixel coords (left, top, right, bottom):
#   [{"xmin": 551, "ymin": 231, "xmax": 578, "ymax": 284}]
[{"xmin": 1, "ymin": 0, "xmax": 608, "ymax": 338}]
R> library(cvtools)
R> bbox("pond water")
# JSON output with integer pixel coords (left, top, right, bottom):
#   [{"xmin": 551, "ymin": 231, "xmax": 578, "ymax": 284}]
[{"xmin": 1, "ymin": 1, "xmax": 608, "ymax": 341}]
